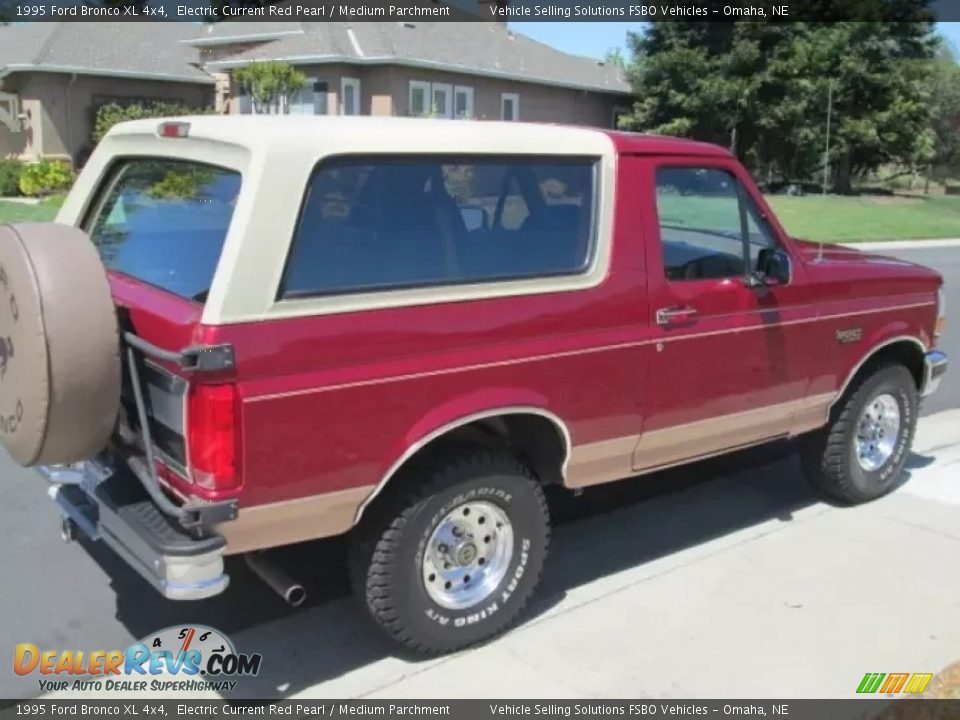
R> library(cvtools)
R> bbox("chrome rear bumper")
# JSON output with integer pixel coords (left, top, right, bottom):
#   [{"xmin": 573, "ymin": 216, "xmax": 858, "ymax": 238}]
[
  {"xmin": 921, "ymin": 350, "xmax": 948, "ymax": 397},
  {"xmin": 39, "ymin": 461, "xmax": 229, "ymax": 601}
]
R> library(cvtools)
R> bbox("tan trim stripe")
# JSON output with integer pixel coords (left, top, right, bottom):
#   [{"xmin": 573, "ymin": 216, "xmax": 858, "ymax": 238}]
[
  {"xmin": 566, "ymin": 393, "xmax": 834, "ymax": 489},
  {"xmin": 223, "ymin": 394, "xmax": 831, "ymax": 548},
  {"xmin": 245, "ymin": 301, "xmax": 933, "ymax": 403},
  {"xmin": 217, "ymin": 485, "xmax": 374, "ymax": 555}
]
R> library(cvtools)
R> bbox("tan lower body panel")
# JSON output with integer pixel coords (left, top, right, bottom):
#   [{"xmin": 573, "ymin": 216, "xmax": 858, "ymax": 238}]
[
  {"xmin": 566, "ymin": 393, "xmax": 833, "ymax": 489},
  {"xmin": 220, "ymin": 395, "xmax": 834, "ymax": 552},
  {"xmin": 217, "ymin": 485, "xmax": 374, "ymax": 555}
]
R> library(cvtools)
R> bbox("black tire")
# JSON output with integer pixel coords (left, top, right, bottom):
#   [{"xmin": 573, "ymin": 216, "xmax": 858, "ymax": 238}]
[
  {"xmin": 348, "ymin": 447, "xmax": 550, "ymax": 655},
  {"xmin": 801, "ymin": 363, "xmax": 918, "ymax": 504}
]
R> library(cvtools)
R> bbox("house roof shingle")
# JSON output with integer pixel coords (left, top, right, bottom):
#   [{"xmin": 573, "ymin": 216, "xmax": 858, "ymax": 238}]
[
  {"xmin": 197, "ymin": 22, "xmax": 630, "ymax": 95},
  {"xmin": 0, "ymin": 21, "xmax": 628, "ymax": 95},
  {"xmin": 0, "ymin": 22, "xmax": 214, "ymax": 84}
]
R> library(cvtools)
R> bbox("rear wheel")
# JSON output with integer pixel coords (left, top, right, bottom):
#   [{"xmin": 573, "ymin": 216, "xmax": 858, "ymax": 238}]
[
  {"xmin": 348, "ymin": 447, "xmax": 550, "ymax": 655},
  {"xmin": 801, "ymin": 364, "xmax": 918, "ymax": 504}
]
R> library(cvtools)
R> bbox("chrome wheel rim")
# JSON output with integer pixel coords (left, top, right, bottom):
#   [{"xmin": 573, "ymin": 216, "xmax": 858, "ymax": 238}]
[
  {"xmin": 856, "ymin": 393, "xmax": 901, "ymax": 472},
  {"xmin": 421, "ymin": 500, "xmax": 513, "ymax": 610}
]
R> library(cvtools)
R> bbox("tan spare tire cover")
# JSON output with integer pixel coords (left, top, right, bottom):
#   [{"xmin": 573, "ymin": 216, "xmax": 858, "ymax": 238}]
[{"xmin": 0, "ymin": 222, "xmax": 121, "ymax": 467}]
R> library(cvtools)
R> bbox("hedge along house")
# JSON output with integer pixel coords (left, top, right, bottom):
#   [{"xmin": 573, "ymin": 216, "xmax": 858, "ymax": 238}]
[
  {"xmin": 190, "ymin": 21, "xmax": 631, "ymax": 126},
  {"xmin": 0, "ymin": 23, "xmax": 214, "ymax": 164}
]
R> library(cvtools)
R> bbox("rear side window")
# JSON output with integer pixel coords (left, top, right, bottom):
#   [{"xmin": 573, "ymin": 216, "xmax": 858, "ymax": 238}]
[
  {"xmin": 279, "ymin": 156, "xmax": 597, "ymax": 298},
  {"xmin": 87, "ymin": 159, "xmax": 241, "ymax": 302}
]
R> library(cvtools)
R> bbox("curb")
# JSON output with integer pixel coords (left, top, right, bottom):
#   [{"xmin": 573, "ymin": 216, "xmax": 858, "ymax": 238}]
[{"xmin": 839, "ymin": 238, "xmax": 960, "ymax": 250}]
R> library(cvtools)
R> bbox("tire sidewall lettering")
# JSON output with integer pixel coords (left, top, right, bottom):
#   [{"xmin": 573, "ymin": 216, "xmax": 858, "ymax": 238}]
[
  {"xmin": 853, "ymin": 380, "xmax": 915, "ymax": 488},
  {"xmin": 875, "ymin": 386, "xmax": 912, "ymax": 483}
]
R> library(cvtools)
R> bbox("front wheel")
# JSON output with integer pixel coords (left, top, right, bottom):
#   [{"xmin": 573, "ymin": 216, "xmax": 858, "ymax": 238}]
[
  {"xmin": 801, "ymin": 363, "xmax": 918, "ymax": 504},
  {"xmin": 348, "ymin": 448, "xmax": 550, "ymax": 655}
]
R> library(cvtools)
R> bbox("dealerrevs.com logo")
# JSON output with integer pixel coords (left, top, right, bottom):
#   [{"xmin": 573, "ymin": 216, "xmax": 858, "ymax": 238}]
[{"xmin": 14, "ymin": 625, "xmax": 262, "ymax": 694}]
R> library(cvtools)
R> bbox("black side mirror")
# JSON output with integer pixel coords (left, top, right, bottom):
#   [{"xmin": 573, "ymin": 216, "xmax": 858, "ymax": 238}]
[{"xmin": 755, "ymin": 247, "xmax": 791, "ymax": 286}]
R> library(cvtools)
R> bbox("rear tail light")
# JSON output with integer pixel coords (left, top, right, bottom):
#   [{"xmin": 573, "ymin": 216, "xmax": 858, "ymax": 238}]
[{"xmin": 187, "ymin": 383, "xmax": 240, "ymax": 496}]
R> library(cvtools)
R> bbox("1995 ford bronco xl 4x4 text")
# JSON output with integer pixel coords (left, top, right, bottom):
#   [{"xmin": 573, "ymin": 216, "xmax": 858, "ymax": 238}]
[{"xmin": 0, "ymin": 116, "xmax": 948, "ymax": 654}]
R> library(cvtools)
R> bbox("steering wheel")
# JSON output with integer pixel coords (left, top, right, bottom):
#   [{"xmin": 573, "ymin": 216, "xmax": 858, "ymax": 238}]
[{"xmin": 679, "ymin": 253, "xmax": 743, "ymax": 280}]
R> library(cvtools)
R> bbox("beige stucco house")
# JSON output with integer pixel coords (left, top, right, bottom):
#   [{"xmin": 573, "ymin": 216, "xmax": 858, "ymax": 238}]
[
  {"xmin": 0, "ymin": 23, "xmax": 214, "ymax": 162},
  {"xmin": 0, "ymin": 19, "xmax": 631, "ymax": 164},
  {"xmin": 194, "ymin": 21, "xmax": 631, "ymax": 127}
]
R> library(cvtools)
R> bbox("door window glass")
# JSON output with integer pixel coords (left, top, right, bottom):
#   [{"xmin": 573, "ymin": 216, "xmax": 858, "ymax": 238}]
[{"xmin": 655, "ymin": 167, "xmax": 776, "ymax": 281}]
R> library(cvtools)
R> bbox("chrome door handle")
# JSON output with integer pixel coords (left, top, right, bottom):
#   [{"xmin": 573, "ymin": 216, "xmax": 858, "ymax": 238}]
[{"xmin": 656, "ymin": 305, "xmax": 699, "ymax": 326}]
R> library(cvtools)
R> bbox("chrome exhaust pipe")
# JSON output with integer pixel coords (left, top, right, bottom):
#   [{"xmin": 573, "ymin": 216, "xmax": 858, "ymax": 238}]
[{"xmin": 245, "ymin": 552, "xmax": 307, "ymax": 607}]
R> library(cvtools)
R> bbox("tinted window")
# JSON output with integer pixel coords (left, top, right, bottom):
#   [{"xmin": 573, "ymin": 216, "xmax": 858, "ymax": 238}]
[
  {"xmin": 280, "ymin": 156, "xmax": 596, "ymax": 298},
  {"xmin": 656, "ymin": 167, "xmax": 776, "ymax": 281},
  {"xmin": 88, "ymin": 159, "xmax": 241, "ymax": 302}
]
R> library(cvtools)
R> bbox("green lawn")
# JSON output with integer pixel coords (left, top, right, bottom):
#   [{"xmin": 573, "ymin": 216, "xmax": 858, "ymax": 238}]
[
  {"xmin": 0, "ymin": 196, "xmax": 65, "ymax": 223},
  {"xmin": 3, "ymin": 192, "xmax": 960, "ymax": 243},
  {"xmin": 766, "ymin": 194, "xmax": 960, "ymax": 242}
]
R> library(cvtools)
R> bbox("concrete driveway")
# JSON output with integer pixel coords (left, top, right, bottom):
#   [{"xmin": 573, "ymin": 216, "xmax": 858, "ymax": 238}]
[{"xmin": 2, "ymin": 244, "xmax": 957, "ymax": 700}]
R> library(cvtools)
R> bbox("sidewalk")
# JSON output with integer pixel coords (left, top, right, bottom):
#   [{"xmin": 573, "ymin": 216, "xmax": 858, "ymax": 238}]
[{"xmin": 840, "ymin": 238, "xmax": 960, "ymax": 249}]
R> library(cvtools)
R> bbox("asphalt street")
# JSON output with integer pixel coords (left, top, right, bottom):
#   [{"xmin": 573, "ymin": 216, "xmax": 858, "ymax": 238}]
[
  {"xmin": 0, "ymin": 244, "xmax": 956, "ymax": 700},
  {"xmin": 881, "ymin": 245, "xmax": 959, "ymax": 414}
]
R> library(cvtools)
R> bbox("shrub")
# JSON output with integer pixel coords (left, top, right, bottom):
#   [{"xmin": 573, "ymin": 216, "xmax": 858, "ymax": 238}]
[
  {"xmin": 18, "ymin": 159, "xmax": 73, "ymax": 197},
  {"xmin": 232, "ymin": 61, "xmax": 305, "ymax": 114},
  {"xmin": 92, "ymin": 101, "xmax": 215, "ymax": 145},
  {"xmin": 0, "ymin": 158, "xmax": 24, "ymax": 197}
]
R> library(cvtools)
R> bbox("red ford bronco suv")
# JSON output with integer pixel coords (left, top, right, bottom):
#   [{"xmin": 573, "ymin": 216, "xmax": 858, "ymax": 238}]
[{"xmin": 0, "ymin": 116, "xmax": 947, "ymax": 654}]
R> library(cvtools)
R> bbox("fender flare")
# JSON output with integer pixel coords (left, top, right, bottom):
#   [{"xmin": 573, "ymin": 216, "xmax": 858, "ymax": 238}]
[
  {"xmin": 352, "ymin": 404, "xmax": 571, "ymax": 525},
  {"xmin": 828, "ymin": 334, "xmax": 926, "ymax": 417}
]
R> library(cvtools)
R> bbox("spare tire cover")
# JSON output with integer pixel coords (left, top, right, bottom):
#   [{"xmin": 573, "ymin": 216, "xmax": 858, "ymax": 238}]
[{"xmin": 0, "ymin": 222, "xmax": 121, "ymax": 467}]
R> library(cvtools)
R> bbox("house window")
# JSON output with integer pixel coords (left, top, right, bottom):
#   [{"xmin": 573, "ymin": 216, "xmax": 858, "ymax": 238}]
[
  {"xmin": 290, "ymin": 80, "xmax": 329, "ymax": 115},
  {"xmin": 409, "ymin": 80, "xmax": 474, "ymax": 119},
  {"xmin": 501, "ymin": 93, "xmax": 520, "ymax": 121},
  {"xmin": 454, "ymin": 86, "xmax": 474, "ymax": 119},
  {"xmin": 238, "ymin": 93, "xmax": 253, "ymax": 114},
  {"xmin": 341, "ymin": 77, "xmax": 361, "ymax": 116},
  {"xmin": 409, "ymin": 80, "xmax": 430, "ymax": 116},
  {"xmin": 431, "ymin": 83, "xmax": 452, "ymax": 119}
]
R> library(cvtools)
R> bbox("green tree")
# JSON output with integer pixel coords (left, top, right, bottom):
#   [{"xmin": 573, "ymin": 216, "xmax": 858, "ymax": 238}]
[
  {"xmin": 604, "ymin": 47, "xmax": 627, "ymax": 71},
  {"xmin": 620, "ymin": 11, "xmax": 938, "ymax": 193},
  {"xmin": 925, "ymin": 45, "xmax": 960, "ymax": 183},
  {"xmin": 232, "ymin": 61, "xmax": 306, "ymax": 115}
]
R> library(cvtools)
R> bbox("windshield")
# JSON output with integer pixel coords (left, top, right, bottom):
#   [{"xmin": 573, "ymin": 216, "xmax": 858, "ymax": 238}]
[{"xmin": 87, "ymin": 158, "xmax": 241, "ymax": 302}]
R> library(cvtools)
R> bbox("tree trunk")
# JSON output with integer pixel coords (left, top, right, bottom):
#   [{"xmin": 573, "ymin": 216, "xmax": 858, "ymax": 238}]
[{"xmin": 834, "ymin": 153, "xmax": 853, "ymax": 194}]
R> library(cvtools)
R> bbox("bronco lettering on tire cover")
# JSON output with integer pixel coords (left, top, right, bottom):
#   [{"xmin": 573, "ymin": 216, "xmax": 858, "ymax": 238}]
[{"xmin": 0, "ymin": 223, "xmax": 121, "ymax": 467}]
